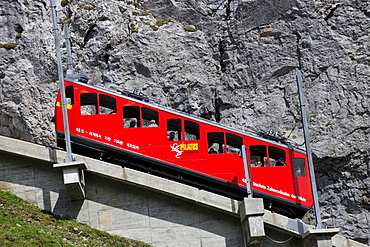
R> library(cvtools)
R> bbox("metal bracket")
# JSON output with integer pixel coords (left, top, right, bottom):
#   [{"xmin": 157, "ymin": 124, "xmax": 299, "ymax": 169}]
[{"xmin": 54, "ymin": 161, "xmax": 87, "ymax": 200}]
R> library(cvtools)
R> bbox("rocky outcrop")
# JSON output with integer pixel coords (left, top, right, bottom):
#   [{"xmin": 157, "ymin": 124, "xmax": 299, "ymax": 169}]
[{"xmin": 0, "ymin": 0, "xmax": 369, "ymax": 244}]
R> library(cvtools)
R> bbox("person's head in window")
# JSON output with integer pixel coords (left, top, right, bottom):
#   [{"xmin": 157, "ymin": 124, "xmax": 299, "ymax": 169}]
[
  {"xmin": 276, "ymin": 157, "xmax": 286, "ymax": 166},
  {"xmin": 168, "ymin": 132, "xmax": 175, "ymax": 141},
  {"xmin": 129, "ymin": 121, "xmax": 136, "ymax": 128},
  {"xmin": 149, "ymin": 119, "xmax": 158, "ymax": 127}
]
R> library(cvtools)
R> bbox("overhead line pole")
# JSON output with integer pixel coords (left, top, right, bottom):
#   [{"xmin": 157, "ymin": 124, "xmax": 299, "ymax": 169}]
[
  {"xmin": 50, "ymin": 0, "xmax": 74, "ymax": 163},
  {"xmin": 296, "ymin": 70, "xmax": 323, "ymax": 229}
]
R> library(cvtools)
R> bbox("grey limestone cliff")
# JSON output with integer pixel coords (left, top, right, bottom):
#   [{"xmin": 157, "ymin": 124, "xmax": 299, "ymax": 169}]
[{"xmin": 0, "ymin": 0, "xmax": 369, "ymax": 244}]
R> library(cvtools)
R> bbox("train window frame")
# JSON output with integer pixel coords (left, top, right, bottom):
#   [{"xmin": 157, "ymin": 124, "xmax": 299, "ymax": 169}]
[
  {"xmin": 207, "ymin": 132, "xmax": 224, "ymax": 154},
  {"xmin": 80, "ymin": 93, "xmax": 97, "ymax": 115},
  {"xmin": 123, "ymin": 106, "xmax": 141, "ymax": 128},
  {"xmin": 184, "ymin": 120, "xmax": 200, "ymax": 140},
  {"xmin": 65, "ymin": 86, "xmax": 74, "ymax": 105},
  {"xmin": 250, "ymin": 145, "xmax": 267, "ymax": 167},
  {"xmin": 99, "ymin": 94, "xmax": 116, "ymax": 114},
  {"xmin": 268, "ymin": 146, "xmax": 286, "ymax": 166},
  {"xmin": 142, "ymin": 107, "xmax": 159, "ymax": 127},
  {"xmin": 226, "ymin": 133, "xmax": 242, "ymax": 154},
  {"xmin": 167, "ymin": 119, "xmax": 182, "ymax": 141},
  {"xmin": 293, "ymin": 158, "xmax": 307, "ymax": 177}
]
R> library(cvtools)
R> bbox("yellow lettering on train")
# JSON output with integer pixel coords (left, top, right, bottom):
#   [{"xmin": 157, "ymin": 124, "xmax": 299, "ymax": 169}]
[{"xmin": 179, "ymin": 143, "xmax": 199, "ymax": 151}]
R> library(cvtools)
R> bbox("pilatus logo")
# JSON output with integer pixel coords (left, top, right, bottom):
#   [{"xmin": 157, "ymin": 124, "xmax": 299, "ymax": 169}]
[
  {"xmin": 170, "ymin": 143, "xmax": 183, "ymax": 158},
  {"xmin": 170, "ymin": 143, "xmax": 199, "ymax": 158}
]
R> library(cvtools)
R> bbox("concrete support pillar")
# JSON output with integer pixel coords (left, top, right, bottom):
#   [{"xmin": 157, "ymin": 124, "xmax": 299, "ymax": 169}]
[
  {"xmin": 239, "ymin": 198, "xmax": 265, "ymax": 246},
  {"xmin": 54, "ymin": 161, "xmax": 87, "ymax": 200},
  {"xmin": 303, "ymin": 228, "xmax": 340, "ymax": 247}
]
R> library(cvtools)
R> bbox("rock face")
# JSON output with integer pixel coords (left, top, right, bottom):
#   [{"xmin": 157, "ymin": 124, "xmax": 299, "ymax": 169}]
[{"xmin": 0, "ymin": 0, "xmax": 369, "ymax": 244}]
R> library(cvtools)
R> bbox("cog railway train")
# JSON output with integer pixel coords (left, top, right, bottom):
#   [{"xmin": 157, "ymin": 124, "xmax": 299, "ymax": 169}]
[{"xmin": 54, "ymin": 73, "xmax": 314, "ymax": 217}]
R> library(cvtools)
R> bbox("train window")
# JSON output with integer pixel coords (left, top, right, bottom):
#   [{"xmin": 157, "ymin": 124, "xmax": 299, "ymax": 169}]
[
  {"xmin": 207, "ymin": 132, "xmax": 224, "ymax": 154},
  {"xmin": 142, "ymin": 107, "xmax": 159, "ymax": 127},
  {"xmin": 167, "ymin": 119, "xmax": 181, "ymax": 141},
  {"xmin": 226, "ymin": 133, "xmax": 242, "ymax": 153},
  {"xmin": 268, "ymin": 146, "xmax": 286, "ymax": 166},
  {"xmin": 99, "ymin": 94, "xmax": 116, "ymax": 114},
  {"xmin": 293, "ymin": 158, "xmax": 306, "ymax": 177},
  {"xmin": 65, "ymin": 86, "xmax": 74, "ymax": 104},
  {"xmin": 80, "ymin": 93, "xmax": 97, "ymax": 115},
  {"xmin": 123, "ymin": 106, "xmax": 140, "ymax": 128},
  {"xmin": 185, "ymin": 120, "xmax": 200, "ymax": 140},
  {"xmin": 250, "ymin": 145, "xmax": 267, "ymax": 166}
]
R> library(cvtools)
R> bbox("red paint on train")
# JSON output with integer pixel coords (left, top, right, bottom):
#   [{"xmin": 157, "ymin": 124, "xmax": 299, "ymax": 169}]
[{"xmin": 54, "ymin": 75, "xmax": 314, "ymax": 214}]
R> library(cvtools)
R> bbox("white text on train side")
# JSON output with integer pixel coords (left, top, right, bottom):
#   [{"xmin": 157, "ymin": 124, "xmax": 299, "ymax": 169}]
[
  {"xmin": 127, "ymin": 143, "xmax": 139, "ymax": 150},
  {"xmin": 76, "ymin": 128, "xmax": 125, "ymax": 146},
  {"xmin": 76, "ymin": 128, "xmax": 102, "ymax": 139},
  {"xmin": 76, "ymin": 128, "xmax": 85, "ymax": 134},
  {"xmin": 252, "ymin": 182, "xmax": 307, "ymax": 202},
  {"xmin": 114, "ymin": 139, "xmax": 123, "ymax": 145}
]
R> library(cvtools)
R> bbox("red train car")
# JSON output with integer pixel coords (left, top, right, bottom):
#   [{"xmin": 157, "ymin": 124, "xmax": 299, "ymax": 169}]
[{"xmin": 54, "ymin": 74, "xmax": 314, "ymax": 217}]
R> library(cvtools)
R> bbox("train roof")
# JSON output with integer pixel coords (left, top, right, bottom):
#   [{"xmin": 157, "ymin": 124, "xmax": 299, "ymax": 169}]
[{"xmin": 64, "ymin": 74, "xmax": 307, "ymax": 155}]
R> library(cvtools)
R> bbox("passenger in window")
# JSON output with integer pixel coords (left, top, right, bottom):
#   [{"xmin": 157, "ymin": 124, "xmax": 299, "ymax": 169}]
[
  {"xmin": 149, "ymin": 120, "xmax": 158, "ymax": 127},
  {"xmin": 209, "ymin": 148, "xmax": 218, "ymax": 154},
  {"xmin": 275, "ymin": 158, "xmax": 286, "ymax": 166},
  {"xmin": 168, "ymin": 132, "xmax": 175, "ymax": 141},
  {"xmin": 256, "ymin": 161, "xmax": 263, "ymax": 167},
  {"xmin": 129, "ymin": 121, "xmax": 136, "ymax": 128}
]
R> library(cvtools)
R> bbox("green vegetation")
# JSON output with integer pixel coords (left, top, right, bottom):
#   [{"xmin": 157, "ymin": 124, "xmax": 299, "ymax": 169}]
[
  {"xmin": 183, "ymin": 27, "xmax": 197, "ymax": 32},
  {"xmin": 61, "ymin": 0, "xmax": 68, "ymax": 7},
  {"xmin": 150, "ymin": 25, "xmax": 159, "ymax": 31},
  {"xmin": 78, "ymin": 6, "xmax": 94, "ymax": 11},
  {"xmin": 0, "ymin": 43, "xmax": 18, "ymax": 49},
  {"xmin": 148, "ymin": 19, "xmax": 171, "ymax": 31},
  {"xmin": 130, "ymin": 23, "xmax": 138, "ymax": 33},
  {"xmin": 156, "ymin": 19, "xmax": 170, "ymax": 27},
  {"xmin": 0, "ymin": 190, "xmax": 151, "ymax": 247},
  {"xmin": 118, "ymin": 0, "xmax": 139, "ymax": 7},
  {"xmin": 58, "ymin": 18, "xmax": 71, "ymax": 25}
]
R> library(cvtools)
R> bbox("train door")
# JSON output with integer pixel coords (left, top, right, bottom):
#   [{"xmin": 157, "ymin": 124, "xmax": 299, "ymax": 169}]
[
  {"xmin": 121, "ymin": 105, "xmax": 164, "ymax": 159},
  {"xmin": 55, "ymin": 85, "xmax": 78, "ymax": 143},
  {"xmin": 166, "ymin": 119, "xmax": 205, "ymax": 172},
  {"xmin": 80, "ymin": 92, "xmax": 118, "ymax": 121},
  {"xmin": 207, "ymin": 132, "xmax": 244, "ymax": 186},
  {"xmin": 249, "ymin": 144, "xmax": 293, "ymax": 202},
  {"xmin": 56, "ymin": 85, "xmax": 76, "ymax": 129},
  {"xmin": 72, "ymin": 91, "xmax": 120, "ymax": 144},
  {"xmin": 291, "ymin": 154, "xmax": 313, "ymax": 207}
]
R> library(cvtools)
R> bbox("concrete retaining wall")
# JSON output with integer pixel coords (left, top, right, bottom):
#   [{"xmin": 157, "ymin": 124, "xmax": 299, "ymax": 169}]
[{"xmin": 0, "ymin": 135, "xmax": 367, "ymax": 247}]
